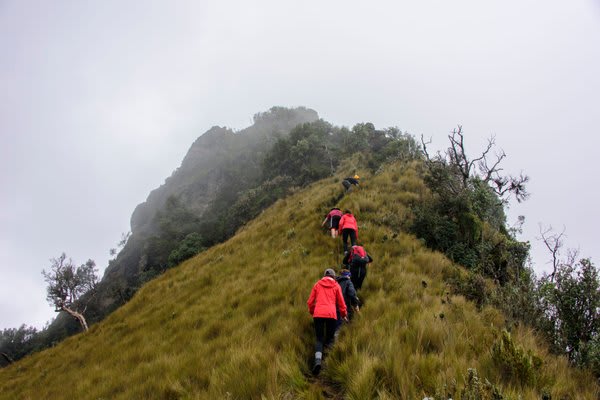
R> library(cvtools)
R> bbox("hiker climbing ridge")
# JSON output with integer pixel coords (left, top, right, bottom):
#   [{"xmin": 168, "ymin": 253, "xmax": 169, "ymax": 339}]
[{"xmin": 307, "ymin": 268, "xmax": 348, "ymax": 375}]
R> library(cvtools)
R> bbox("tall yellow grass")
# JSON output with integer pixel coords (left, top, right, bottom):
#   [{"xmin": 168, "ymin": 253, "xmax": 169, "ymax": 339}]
[{"xmin": 0, "ymin": 159, "xmax": 597, "ymax": 399}]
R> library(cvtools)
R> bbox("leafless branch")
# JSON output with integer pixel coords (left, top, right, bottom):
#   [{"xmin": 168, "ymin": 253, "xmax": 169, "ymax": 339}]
[
  {"xmin": 421, "ymin": 134, "xmax": 432, "ymax": 161},
  {"xmin": 538, "ymin": 224, "xmax": 566, "ymax": 282}
]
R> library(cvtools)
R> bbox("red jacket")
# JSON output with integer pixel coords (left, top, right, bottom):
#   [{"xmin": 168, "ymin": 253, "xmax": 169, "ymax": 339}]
[
  {"xmin": 339, "ymin": 213, "xmax": 358, "ymax": 233},
  {"xmin": 307, "ymin": 277, "xmax": 348, "ymax": 319}
]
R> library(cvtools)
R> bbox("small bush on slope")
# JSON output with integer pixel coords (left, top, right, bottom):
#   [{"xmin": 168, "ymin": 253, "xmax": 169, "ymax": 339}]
[{"xmin": 0, "ymin": 159, "xmax": 597, "ymax": 399}]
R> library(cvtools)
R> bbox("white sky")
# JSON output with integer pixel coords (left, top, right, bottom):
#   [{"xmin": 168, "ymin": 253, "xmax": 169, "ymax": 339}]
[{"xmin": 1, "ymin": 0, "xmax": 599, "ymax": 330}]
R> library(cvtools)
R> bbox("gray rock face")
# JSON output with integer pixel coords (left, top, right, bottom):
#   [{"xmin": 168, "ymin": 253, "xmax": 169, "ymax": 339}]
[{"xmin": 102, "ymin": 106, "xmax": 318, "ymax": 298}]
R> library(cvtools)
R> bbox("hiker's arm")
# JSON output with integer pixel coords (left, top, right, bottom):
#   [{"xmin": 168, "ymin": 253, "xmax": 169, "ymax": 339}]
[
  {"xmin": 348, "ymin": 284, "xmax": 359, "ymax": 306},
  {"xmin": 336, "ymin": 287, "xmax": 347, "ymax": 318},
  {"xmin": 307, "ymin": 287, "xmax": 317, "ymax": 315}
]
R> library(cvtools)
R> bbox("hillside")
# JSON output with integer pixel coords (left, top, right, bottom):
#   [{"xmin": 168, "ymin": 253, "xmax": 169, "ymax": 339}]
[
  {"xmin": 1, "ymin": 158, "xmax": 597, "ymax": 399},
  {"xmin": 40, "ymin": 107, "xmax": 319, "ymax": 338},
  {"xmin": 105, "ymin": 106, "xmax": 318, "ymax": 287}
]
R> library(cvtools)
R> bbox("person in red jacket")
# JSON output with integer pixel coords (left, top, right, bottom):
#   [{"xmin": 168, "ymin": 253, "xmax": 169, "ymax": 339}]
[
  {"xmin": 307, "ymin": 268, "xmax": 348, "ymax": 375},
  {"xmin": 321, "ymin": 207, "xmax": 343, "ymax": 238},
  {"xmin": 338, "ymin": 210, "xmax": 358, "ymax": 253}
]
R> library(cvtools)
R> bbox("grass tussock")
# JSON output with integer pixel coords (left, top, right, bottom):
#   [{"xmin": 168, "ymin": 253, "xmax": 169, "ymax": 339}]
[{"xmin": 1, "ymin": 160, "xmax": 598, "ymax": 399}]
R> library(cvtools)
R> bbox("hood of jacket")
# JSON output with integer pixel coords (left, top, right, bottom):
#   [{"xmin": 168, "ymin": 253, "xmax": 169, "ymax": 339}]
[{"xmin": 317, "ymin": 276, "xmax": 338, "ymax": 288}]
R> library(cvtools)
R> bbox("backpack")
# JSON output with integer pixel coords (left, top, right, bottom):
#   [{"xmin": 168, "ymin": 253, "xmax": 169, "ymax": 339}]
[{"xmin": 350, "ymin": 246, "xmax": 369, "ymax": 265}]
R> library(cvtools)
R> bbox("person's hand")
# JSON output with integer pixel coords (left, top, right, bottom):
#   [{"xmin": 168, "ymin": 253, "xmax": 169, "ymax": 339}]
[{"xmin": 343, "ymin": 316, "xmax": 349, "ymax": 322}]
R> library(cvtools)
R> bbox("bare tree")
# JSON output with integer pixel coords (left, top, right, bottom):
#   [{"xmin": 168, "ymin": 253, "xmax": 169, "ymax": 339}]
[
  {"xmin": 42, "ymin": 253, "xmax": 98, "ymax": 332},
  {"xmin": 421, "ymin": 126, "xmax": 529, "ymax": 203},
  {"xmin": 538, "ymin": 224, "xmax": 567, "ymax": 282}
]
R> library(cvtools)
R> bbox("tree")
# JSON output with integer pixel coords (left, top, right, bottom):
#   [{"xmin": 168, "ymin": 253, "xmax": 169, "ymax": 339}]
[
  {"xmin": 42, "ymin": 253, "xmax": 98, "ymax": 332},
  {"xmin": 0, "ymin": 325, "xmax": 39, "ymax": 366},
  {"xmin": 422, "ymin": 126, "xmax": 529, "ymax": 203},
  {"xmin": 168, "ymin": 232, "xmax": 205, "ymax": 267},
  {"xmin": 538, "ymin": 224, "xmax": 567, "ymax": 282},
  {"xmin": 539, "ymin": 258, "xmax": 600, "ymax": 364}
]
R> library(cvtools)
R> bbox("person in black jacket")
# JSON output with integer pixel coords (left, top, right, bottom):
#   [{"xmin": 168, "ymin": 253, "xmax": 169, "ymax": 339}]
[
  {"xmin": 341, "ymin": 175, "xmax": 360, "ymax": 192},
  {"xmin": 336, "ymin": 269, "xmax": 360, "ymax": 329},
  {"xmin": 343, "ymin": 245, "xmax": 373, "ymax": 290}
]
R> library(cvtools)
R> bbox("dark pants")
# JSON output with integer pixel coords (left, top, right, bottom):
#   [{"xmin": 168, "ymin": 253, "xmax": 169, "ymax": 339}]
[
  {"xmin": 313, "ymin": 317, "xmax": 337, "ymax": 353},
  {"xmin": 336, "ymin": 305, "xmax": 354, "ymax": 330},
  {"xmin": 350, "ymin": 263, "xmax": 367, "ymax": 290},
  {"xmin": 342, "ymin": 229, "xmax": 357, "ymax": 252},
  {"xmin": 330, "ymin": 215, "xmax": 341, "ymax": 230}
]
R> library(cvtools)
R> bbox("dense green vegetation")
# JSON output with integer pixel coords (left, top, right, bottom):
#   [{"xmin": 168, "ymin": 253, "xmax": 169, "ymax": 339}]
[{"xmin": 1, "ymin": 158, "xmax": 597, "ymax": 399}]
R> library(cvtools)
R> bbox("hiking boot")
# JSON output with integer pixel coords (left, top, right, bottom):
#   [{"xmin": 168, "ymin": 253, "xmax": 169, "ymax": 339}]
[{"xmin": 312, "ymin": 358, "xmax": 322, "ymax": 375}]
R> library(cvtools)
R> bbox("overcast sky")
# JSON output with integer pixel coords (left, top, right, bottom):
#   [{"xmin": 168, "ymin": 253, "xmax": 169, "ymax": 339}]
[{"xmin": 1, "ymin": 0, "xmax": 599, "ymax": 330}]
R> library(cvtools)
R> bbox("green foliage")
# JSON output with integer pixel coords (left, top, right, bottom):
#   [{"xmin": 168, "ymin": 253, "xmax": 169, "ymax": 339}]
[
  {"xmin": 167, "ymin": 233, "xmax": 205, "ymax": 267},
  {"xmin": 450, "ymin": 269, "xmax": 490, "ymax": 309},
  {"xmin": 538, "ymin": 258, "xmax": 600, "ymax": 368},
  {"xmin": 491, "ymin": 267, "xmax": 543, "ymax": 327},
  {"xmin": 580, "ymin": 335, "xmax": 600, "ymax": 377},
  {"xmin": 411, "ymin": 138, "xmax": 528, "ymax": 285},
  {"xmin": 0, "ymin": 326, "xmax": 39, "ymax": 366},
  {"xmin": 41, "ymin": 253, "xmax": 98, "ymax": 311},
  {"xmin": 217, "ymin": 175, "xmax": 294, "ymax": 239},
  {"xmin": 143, "ymin": 196, "xmax": 203, "ymax": 276},
  {"xmin": 262, "ymin": 120, "xmax": 336, "ymax": 185},
  {"xmin": 491, "ymin": 330, "xmax": 542, "ymax": 386}
]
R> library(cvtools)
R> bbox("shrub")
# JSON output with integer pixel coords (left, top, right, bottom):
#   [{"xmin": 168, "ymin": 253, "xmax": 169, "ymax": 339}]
[
  {"xmin": 491, "ymin": 330, "xmax": 542, "ymax": 386},
  {"xmin": 460, "ymin": 368, "xmax": 504, "ymax": 400}
]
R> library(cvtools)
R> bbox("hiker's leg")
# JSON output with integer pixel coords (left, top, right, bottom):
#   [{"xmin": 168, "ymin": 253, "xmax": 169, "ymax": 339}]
[
  {"xmin": 350, "ymin": 264, "xmax": 360, "ymax": 288},
  {"xmin": 349, "ymin": 230, "xmax": 357, "ymax": 246},
  {"xmin": 314, "ymin": 318, "xmax": 326, "ymax": 353},
  {"xmin": 331, "ymin": 216, "xmax": 340, "ymax": 239},
  {"xmin": 313, "ymin": 318, "xmax": 326, "ymax": 375},
  {"xmin": 342, "ymin": 229, "xmax": 350, "ymax": 252},
  {"xmin": 357, "ymin": 266, "xmax": 367, "ymax": 289},
  {"xmin": 323, "ymin": 318, "xmax": 338, "ymax": 349}
]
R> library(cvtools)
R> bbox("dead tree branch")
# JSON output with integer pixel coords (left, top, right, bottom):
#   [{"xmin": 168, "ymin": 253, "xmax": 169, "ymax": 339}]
[{"xmin": 538, "ymin": 224, "xmax": 566, "ymax": 282}]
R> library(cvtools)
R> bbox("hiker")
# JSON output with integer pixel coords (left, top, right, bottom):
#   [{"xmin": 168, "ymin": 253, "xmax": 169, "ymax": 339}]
[
  {"xmin": 321, "ymin": 207, "xmax": 343, "ymax": 238},
  {"xmin": 343, "ymin": 245, "xmax": 373, "ymax": 290},
  {"xmin": 336, "ymin": 269, "xmax": 360, "ymax": 328},
  {"xmin": 307, "ymin": 268, "xmax": 348, "ymax": 375},
  {"xmin": 341, "ymin": 175, "xmax": 360, "ymax": 192},
  {"xmin": 338, "ymin": 210, "xmax": 358, "ymax": 253}
]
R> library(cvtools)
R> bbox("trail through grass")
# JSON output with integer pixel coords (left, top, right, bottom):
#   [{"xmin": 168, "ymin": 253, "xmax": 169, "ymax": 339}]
[{"xmin": 1, "ymin": 160, "xmax": 597, "ymax": 399}]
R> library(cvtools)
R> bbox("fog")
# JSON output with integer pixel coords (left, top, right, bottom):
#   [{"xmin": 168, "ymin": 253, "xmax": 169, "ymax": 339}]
[{"xmin": 1, "ymin": 0, "xmax": 599, "ymax": 330}]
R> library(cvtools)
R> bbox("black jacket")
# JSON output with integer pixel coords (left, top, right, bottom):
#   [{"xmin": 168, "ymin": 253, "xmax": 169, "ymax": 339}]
[{"xmin": 336, "ymin": 276, "xmax": 359, "ymax": 311}]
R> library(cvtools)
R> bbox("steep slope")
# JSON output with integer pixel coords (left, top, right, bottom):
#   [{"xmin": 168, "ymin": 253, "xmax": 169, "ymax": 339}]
[
  {"xmin": 42, "ymin": 107, "xmax": 319, "ymax": 334},
  {"xmin": 1, "ymin": 159, "xmax": 597, "ymax": 399},
  {"xmin": 106, "ymin": 106, "xmax": 318, "ymax": 281}
]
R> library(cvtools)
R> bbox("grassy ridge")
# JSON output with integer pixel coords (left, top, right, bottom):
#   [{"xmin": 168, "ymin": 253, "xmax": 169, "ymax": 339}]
[{"xmin": 1, "ymin": 160, "xmax": 597, "ymax": 399}]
